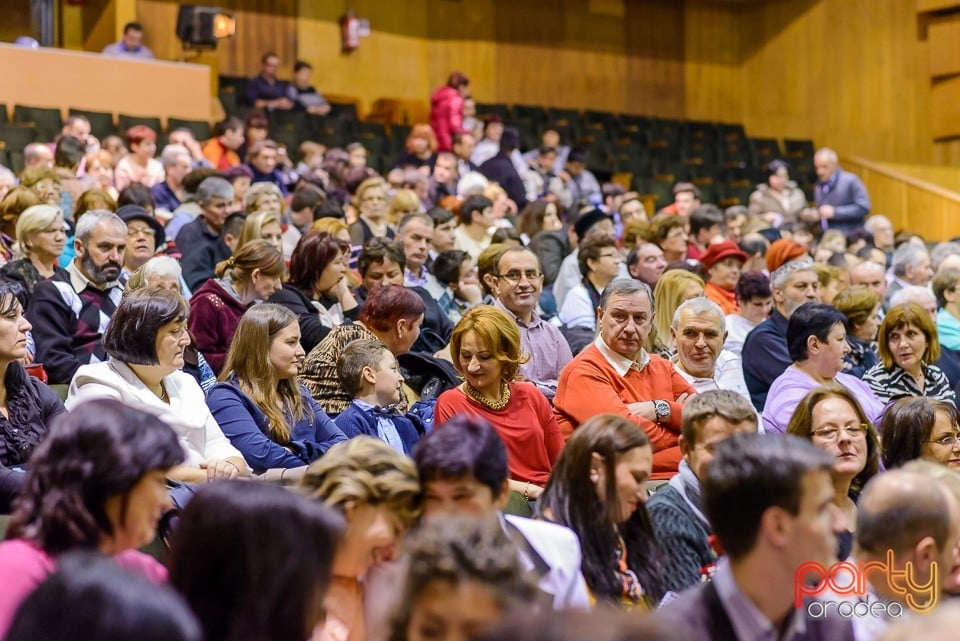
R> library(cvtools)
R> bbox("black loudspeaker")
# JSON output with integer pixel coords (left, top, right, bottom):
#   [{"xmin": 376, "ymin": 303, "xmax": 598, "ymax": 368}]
[{"xmin": 176, "ymin": 5, "xmax": 235, "ymax": 48}]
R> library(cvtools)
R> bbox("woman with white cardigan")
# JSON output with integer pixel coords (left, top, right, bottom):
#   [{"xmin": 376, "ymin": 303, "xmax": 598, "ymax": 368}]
[{"xmin": 66, "ymin": 287, "xmax": 247, "ymax": 483}]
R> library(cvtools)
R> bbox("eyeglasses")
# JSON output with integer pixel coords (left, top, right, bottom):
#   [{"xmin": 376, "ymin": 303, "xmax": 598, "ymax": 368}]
[
  {"xmin": 127, "ymin": 226, "xmax": 156, "ymax": 237},
  {"xmin": 811, "ymin": 424, "xmax": 869, "ymax": 441},
  {"xmin": 495, "ymin": 269, "xmax": 543, "ymax": 285},
  {"xmin": 926, "ymin": 433, "xmax": 960, "ymax": 447}
]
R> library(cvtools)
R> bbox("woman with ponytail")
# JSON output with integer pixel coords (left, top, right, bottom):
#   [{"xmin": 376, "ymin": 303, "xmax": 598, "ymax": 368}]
[
  {"xmin": 206, "ymin": 304, "xmax": 346, "ymax": 483},
  {"xmin": 188, "ymin": 239, "xmax": 284, "ymax": 374}
]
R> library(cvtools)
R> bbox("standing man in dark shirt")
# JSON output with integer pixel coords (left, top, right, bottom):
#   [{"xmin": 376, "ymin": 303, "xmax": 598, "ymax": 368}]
[
  {"xmin": 246, "ymin": 52, "xmax": 293, "ymax": 111},
  {"xmin": 479, "ymin": 127, "xmax": 528, "ymax": 210},
  {"xmin": 176, "ymin": 177, "xmax": 233, "ymax": 291}
]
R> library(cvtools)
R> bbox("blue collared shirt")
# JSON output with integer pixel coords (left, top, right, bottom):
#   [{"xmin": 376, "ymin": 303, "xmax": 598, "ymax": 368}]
[{"xmin": 352, "ymin": 400, "xmax": 405, "ymax": 454}]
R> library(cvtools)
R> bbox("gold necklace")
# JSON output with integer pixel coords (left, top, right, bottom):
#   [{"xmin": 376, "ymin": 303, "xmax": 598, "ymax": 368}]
[{"xmin": 464, "ymin": 380, "xmax": 511, "ymax": 411}]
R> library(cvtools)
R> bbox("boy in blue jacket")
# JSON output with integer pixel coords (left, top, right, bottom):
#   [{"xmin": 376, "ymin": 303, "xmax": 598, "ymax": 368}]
[{"xmin": 334, "ymin": 339, "xmax": 421, "ymax": 454}]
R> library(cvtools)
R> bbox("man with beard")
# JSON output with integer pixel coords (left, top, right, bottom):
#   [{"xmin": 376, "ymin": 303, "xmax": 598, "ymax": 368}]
[
  {"xmin": 27, "ymin": 211, "xmax": 127, "ymax": 384},
  {"xmin": 742, "ymin": 258, "xmax": 821, "ymax": 411}
]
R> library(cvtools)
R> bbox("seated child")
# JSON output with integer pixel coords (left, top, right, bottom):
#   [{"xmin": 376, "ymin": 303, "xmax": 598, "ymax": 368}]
[{"xmin": 334, "ymin": 339, "xmax": 422, "ymax": 454}]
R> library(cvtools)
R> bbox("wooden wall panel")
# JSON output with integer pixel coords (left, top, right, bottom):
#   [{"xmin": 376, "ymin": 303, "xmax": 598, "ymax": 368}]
[
  {"xmin": 136, "ymin": 0, "xmax": 297, "ymax": 77},
  {"xmin": 928, "ymin": 20, "xmax": 960, "ymax": 78},
  {"xmin": 844, "ymin": 156, "xmax": 960, "ymax": 241},
  {"xmin": 738, "ymin": 0, "xmax": 934, "ymax": 164},
  {"xmin": 0, "ymin": 1, "xmax": 33, "ymax": 46},
  {"xmin": 683, "ymin": 1, "xmax": 744, "ymax": 124},
  {"xmin": 931, "ymin": 76, "xmax": 960, "ymax": 140}
]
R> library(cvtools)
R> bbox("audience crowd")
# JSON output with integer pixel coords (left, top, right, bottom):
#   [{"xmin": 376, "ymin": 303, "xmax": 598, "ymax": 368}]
[{"xmin": 1, "ymin": 46, "xmax": 960, "ymax": 641}]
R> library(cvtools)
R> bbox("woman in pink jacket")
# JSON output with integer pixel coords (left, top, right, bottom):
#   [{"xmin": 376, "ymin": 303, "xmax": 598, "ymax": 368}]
[{"xmin": 429, "ymin": 71, "xmax": 470, "ymax": 152}]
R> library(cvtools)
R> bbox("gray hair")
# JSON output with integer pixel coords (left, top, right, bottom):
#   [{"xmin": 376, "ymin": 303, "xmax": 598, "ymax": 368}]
[
  {"xmin": 930, "ymin": 242, "xmax": 960, "ymax": 273},
  {"xmin": 891, "ymin": 243, "xmax": 929, "ymax": 277},
  {"xmin": 672, "ymin": 296, "xmax": 726, "ymax": 333},
  {"xmin": 196, "ymin": 176, "xmax": 234, "ymax": 205},
  {"xmin": 889, "ymin": 285, "xmax": 935, "ymax": 309},
  {"xmin": 457, "ymin": 171, "xmax": 489, "ymax": 197},
  {"xmin": 75, "ymin": 210, "xmax": 126, "ymax": 244},
  {"xmin": 159, "ymin": 144, "xmax": 191, "ymax": 168},
  {"xmin": 0, "ymin": 166, "xmax": 15, "ymax": 185},
  {"xmin": 599, "ymin": 278, "xmax": 654, "ymax": 313},
  {"xmin": 770, "ymin": 258, "xmax": 815, "ymax": 290},
  {"xmin": 814, "ymin": 147, "xmax": 838, "ymax": 164},
  {"xmin": 141, "ymin": 255, "xmax": 182, "ymax": 282},
  {"xmin": 244, "ymin": 181, "xmax": 283, "ymax": 210},
  {"xmin": 863, "ymin": 215, "xmax": 892, "ymax": 235}
]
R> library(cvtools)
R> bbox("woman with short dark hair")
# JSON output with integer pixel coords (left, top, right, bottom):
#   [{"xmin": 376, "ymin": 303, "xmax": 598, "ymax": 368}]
[
  {"xmin": 170, "ymin": 480, "xmax": 343, "ymax": 641},
  {"xmin": 270, "ymin": 230, "xmax": 359, "ymax": 353},
  {"xmin": 0, "ymin": 399, "xmax": 184, "ymax": 636},
  {"xmin": 67, "ymin": 288, "xmax": 247, "ymax": 484},
  {"xmin": 761, "ymin": 302, "xmax": 883, "ymax": 433}
]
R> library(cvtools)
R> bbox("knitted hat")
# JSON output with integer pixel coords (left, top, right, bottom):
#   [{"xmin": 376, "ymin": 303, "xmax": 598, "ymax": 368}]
[{"xmin": 765, "ymin": 239, "xmax": 807, "ymax": 273}]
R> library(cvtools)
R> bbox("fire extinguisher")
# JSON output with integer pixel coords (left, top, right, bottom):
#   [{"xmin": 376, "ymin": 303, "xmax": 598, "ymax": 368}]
[{"xmin": 340, "ymin": 11, "xmax": 359, "ymax": 54}]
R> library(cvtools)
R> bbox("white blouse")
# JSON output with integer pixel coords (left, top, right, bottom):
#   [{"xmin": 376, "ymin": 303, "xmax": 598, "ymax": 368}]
[{"xmin": 66, "ymin": 360, "xmax": 243, "ymax": 468}]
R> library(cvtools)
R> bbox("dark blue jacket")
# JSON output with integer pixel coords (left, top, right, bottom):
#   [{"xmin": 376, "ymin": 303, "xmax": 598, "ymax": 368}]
[
  {"xmin": 207, "ymin": 379, "xmax": 346, "ymax": 473},
  {"xmin": 742, "ymin": 309, "xmax": 791, "ymax": 412},
  {"xmin": 479, "ymin": 153, "xmax": 528, "ymax": 209},
  {"xmin": 334, "ymin": 401, "xmax": 422, "ymax": 455}
]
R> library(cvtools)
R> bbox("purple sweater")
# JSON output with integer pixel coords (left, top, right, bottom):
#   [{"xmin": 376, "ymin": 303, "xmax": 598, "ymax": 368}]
[{"xmin": 761, "ymin": 367, "xmax": 885, "ymax": 434}]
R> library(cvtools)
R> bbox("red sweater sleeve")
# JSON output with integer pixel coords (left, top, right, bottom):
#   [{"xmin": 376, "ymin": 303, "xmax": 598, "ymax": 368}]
[
  {"xmin": 532, "ymin": 385, "xmax": 565, "ymax": 465},
  {"xmin": 554, "ymin": 347, "xmax": 679, "ymax": 454}
]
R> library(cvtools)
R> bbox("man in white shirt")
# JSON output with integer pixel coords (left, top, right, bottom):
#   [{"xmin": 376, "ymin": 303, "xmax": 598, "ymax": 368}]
[{"xmin": 671, "ymin": 297, "xmax": 750, "ymax": 402}]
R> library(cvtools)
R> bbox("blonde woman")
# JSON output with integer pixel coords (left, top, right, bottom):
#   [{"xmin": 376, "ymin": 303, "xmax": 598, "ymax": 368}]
[
  {"xmin": 301, "ymin": 437, "xmax": 421, "ymax": 641},
  {"xmin": 234, "ymin": 210, "xmax": 283, "ymax": 255},
  {"xmin": 650, "ymin": 269, "xmax": 705, "ymax": 356},
  {"xmin": 349, "ymin": 177, "xmax": 394, "ymax": 246},
  {"xmin": 387, "ymin": 189, "xmax": 421, "ymax": 227},
  {"xmin": 0, "ymin": 205, "xmax": 68, "ymax": 300}
]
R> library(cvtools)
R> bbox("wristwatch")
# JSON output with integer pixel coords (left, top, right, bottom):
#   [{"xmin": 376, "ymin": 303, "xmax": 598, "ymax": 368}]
[{"xmin": 653, "ymin": 400, "xmax": 671, "ymax": 424}]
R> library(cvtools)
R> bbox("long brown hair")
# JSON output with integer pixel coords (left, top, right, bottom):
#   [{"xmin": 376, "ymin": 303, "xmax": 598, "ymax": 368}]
[{"xmin": 220, "ymin": 304, "xmax": 306, "ymax": 443}]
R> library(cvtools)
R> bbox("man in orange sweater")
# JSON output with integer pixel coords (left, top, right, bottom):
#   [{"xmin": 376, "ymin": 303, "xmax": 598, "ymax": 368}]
[{"xmin": 554, "ymin": 278, "xmax": 695, "ymax": 479}]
